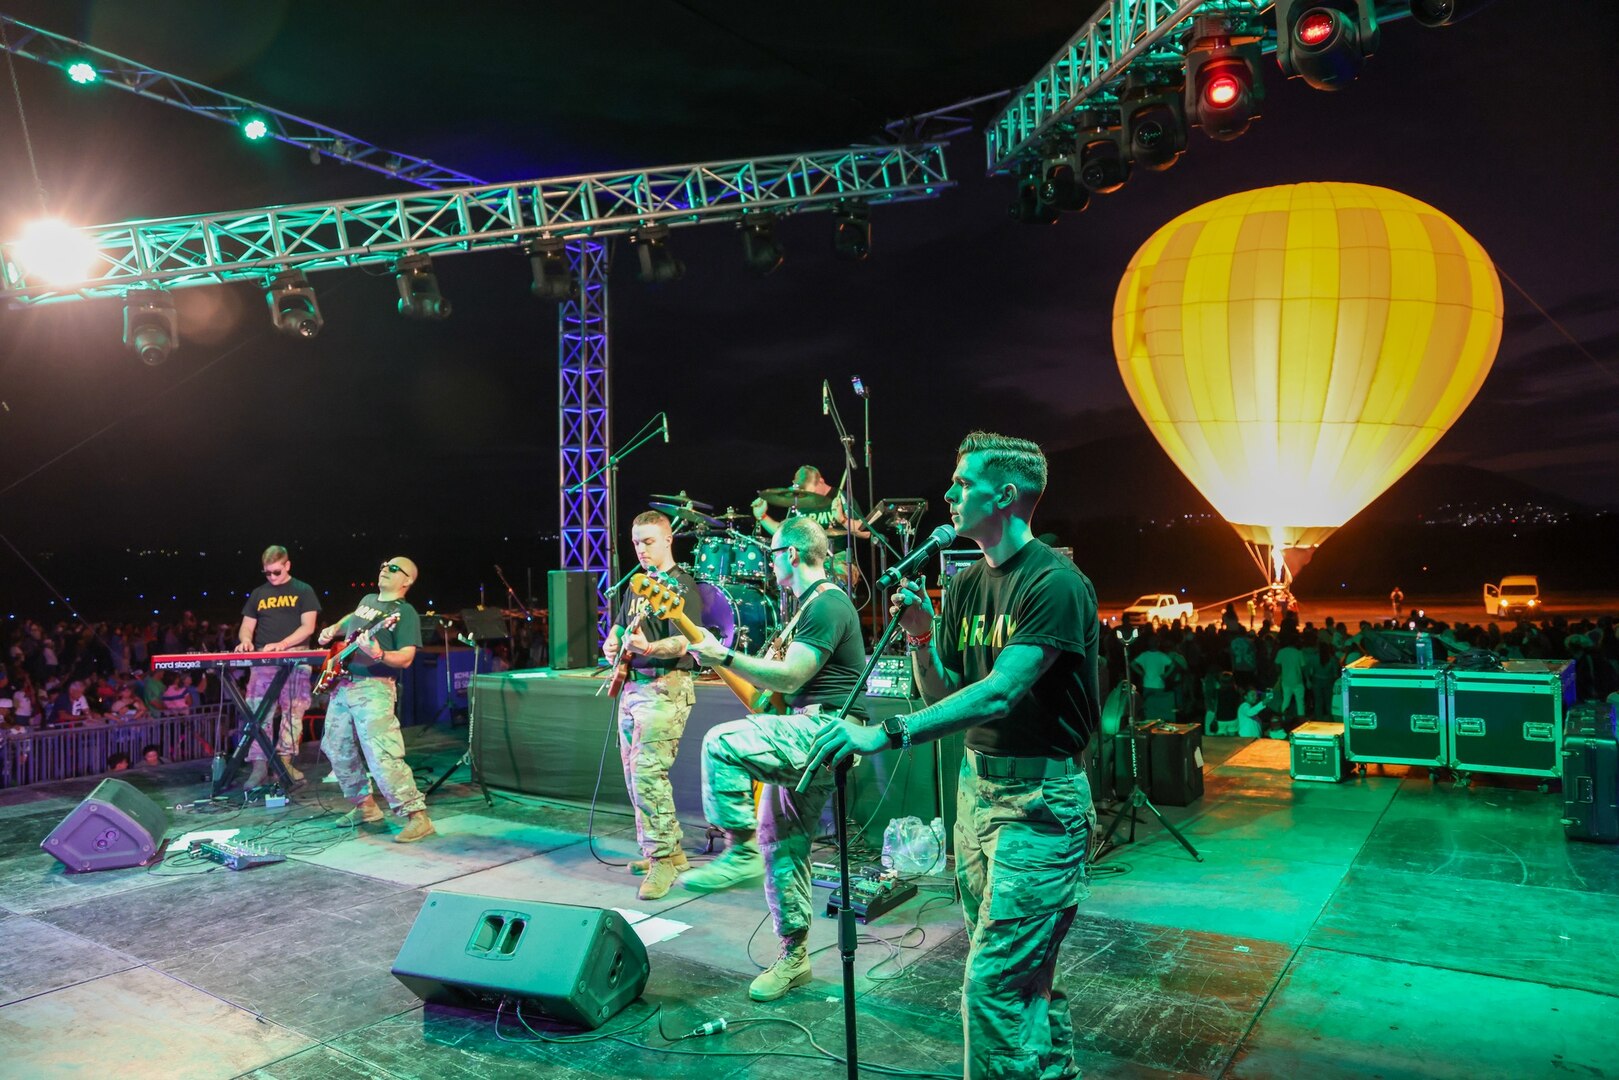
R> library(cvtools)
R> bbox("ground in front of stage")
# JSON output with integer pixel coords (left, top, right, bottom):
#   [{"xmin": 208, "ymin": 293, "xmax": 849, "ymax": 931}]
[{"xmin": 1, "ymin": 728, "xmax": 1615, "ymax": 1079}]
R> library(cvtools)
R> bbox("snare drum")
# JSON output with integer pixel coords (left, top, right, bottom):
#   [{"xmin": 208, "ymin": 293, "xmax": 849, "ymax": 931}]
[
  {"xmin": 696, "ymin": 582, "xmax": 778, "ymax": 656},
  {"xmin": 694, "ymin": 536, "xmax": 769, "ymax": 584}
]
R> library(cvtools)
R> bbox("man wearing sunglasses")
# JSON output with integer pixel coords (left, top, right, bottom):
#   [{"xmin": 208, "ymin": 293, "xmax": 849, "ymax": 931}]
[
  {"xmin": 236, "ymin": 544, "xmax": 321, "ymax": 788},
  {"xmin": 317, "ymin": 557, "xmax": 434, "ymax": 843},
  {"xmin": 681, "ymin": 516, "xmax": 867, "ymax": 1002}
]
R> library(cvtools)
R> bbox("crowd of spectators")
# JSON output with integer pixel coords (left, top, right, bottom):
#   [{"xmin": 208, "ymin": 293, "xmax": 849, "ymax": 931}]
[
  {"xmin": 1102, "ymin": 604, "xmax": 1619, "ymax": 739},
  {"xmin": 3, "ymin": 614, "xmax": 237, "ymax": 779}
]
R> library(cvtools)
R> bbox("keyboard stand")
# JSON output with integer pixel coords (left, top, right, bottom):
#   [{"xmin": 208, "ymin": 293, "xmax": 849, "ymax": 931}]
[{"xmin": 214, "ymin": 666, "xmax": 301, "ymax": 796}]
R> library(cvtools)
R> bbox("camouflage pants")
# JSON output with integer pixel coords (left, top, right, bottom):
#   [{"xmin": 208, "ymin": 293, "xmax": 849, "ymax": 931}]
[
  {"xmin": 957, "ymin": 748, "xmax": 1095, "ymax": 1080},
  {"xmin": 617, "ymin": 671, "xmax": 695, "ymax": 859},
  {"xmin": 321, "ymin": 678, "xmax": 425, "ymax": 815},
  {"xmin": 242, "ymin": 664, "xmax": 313, "ymax": 762},
  {"xmin": 700, "ymin": 709, "xmax": 838, "ymax": 938}
]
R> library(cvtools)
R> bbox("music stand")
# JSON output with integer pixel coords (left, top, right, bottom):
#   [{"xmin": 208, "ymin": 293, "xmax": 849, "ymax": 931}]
[{"xmin": 461, "ymin": 607, "xmax": 510, "ymax": 642}]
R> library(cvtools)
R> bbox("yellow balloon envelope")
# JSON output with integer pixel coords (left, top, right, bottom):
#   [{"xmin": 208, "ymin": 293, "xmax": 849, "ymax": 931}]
[{"xmin": 1112, "ymin": 182, "xmax": 1502, "ymax": 581}]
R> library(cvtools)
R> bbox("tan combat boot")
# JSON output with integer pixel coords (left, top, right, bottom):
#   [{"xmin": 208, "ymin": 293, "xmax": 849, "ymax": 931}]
[
  {"xmin": 630, "ymin": 851, "xmax": 690, "ymax": 875},
  {"xmin": 749, "ymin": 935, "xmax": 812, "ymax": 1001},
  {"xmin": 638, "ymin": 856, "xmax": 682, "ymax": 901},
  {"xmin": 395, "ymin": 810, "xmax": 436, "ymax": 843}
]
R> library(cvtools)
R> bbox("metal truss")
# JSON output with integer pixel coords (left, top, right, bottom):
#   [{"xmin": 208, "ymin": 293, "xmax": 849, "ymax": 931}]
[
  {"xmin": 0, "ymin": 144, "xmax": 951, "ymax": 303},
  {"xmin": 557, "ymin": 241, "xmax": 614, "ymax": 640},
  {"xmin": 0, "ymin": 14, "xmax": 484, "ymax": 190},
  {"xmin": 984, "ymin": 0, "xmax": 1418, "ymax": 176},
  {"xmin": 984, "ymin": 1, "xmax": 1259, "ymax": 175}
]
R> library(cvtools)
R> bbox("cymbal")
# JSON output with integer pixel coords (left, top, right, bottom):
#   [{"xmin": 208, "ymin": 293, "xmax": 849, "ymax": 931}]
[
  {"xmin": 715, "ymin": 509, "xmax": 753, "ymax": 523},
  {"xmin": 823, "ymin": 527, "xmax": 849, "ymax": 538},
  {"xmin": 649, "ymin": 491, "xmax": 713, "ymax": 510},
  {"xmin": 650, "ymin": 501, "xmax": 723, "ymax": 528},
  {"xmin": 756, "ymin": 486, "xmax": 833, "ymax": 511}
]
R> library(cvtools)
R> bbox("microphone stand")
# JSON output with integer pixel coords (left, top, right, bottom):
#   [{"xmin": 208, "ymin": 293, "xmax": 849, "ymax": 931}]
[
  {"xmin": 806, "ymin": 600, "xmax": 911, "ymax": 1080},
  {"xmin": 823, "ymin": 385, "xmax": 901, "ymax": 649},
  {"xmin": 564, "ymin": 412, "xmax": 666, "ymax": 626}
]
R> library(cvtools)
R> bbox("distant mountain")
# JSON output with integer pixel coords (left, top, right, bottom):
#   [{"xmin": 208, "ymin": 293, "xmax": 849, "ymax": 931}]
[{"xmin": 1042, "ymin": 432, "xmax": 1587, "ymax": 524}]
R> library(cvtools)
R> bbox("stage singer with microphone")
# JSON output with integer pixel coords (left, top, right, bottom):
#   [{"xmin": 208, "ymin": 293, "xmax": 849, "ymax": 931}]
[{"xmin": 804, "ymin": 431, "xmax": 1101, "ymax": 1080}]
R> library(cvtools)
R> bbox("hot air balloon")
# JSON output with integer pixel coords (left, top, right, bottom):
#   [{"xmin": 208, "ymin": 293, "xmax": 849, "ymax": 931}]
[{"xmin": 1112, "ymin": 182, "xmax": 1502, "ymax": 588}]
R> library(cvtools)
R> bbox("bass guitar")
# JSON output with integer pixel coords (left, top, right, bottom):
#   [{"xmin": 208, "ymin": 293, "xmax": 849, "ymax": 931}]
[
  {"xmin": 315, "ymin": 611, "xmax": 401, "ymax": 696},
  {"xmin": 629, "ymin": 570, "xmax": 786, "ymax": 714}
]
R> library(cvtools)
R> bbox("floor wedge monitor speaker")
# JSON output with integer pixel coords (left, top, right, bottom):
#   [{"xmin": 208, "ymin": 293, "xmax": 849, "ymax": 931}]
[
  {"xmin": 40, "ymin": 778, "xmax": 170, "ymax": 872},
  {"xmin": 392, "ymin": 891, "xmax": 650, "ymax": 1029}
]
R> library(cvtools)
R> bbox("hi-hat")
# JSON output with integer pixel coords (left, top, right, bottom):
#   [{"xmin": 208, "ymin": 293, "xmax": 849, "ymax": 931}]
[{"xmin": 757, "ymin": 486, "xmax": 832, "ymax": 511}]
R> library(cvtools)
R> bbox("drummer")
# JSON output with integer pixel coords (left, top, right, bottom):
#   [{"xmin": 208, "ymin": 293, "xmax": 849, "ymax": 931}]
[{"xmin": 751, "ymin": 466, "xmax": 867, "ymax": 570}]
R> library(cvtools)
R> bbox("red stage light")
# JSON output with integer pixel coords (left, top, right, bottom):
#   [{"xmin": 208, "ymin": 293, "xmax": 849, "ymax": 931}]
[
  {"xmin": 1206, "ymin": 74, "xmax": 1242, "ymax": 107},
  {"xmin": 1297, "ymin": 10, "xmax": 1337, "ymax": 46}
]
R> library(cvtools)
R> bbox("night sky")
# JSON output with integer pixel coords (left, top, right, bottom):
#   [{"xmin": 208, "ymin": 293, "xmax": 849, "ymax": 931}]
[{"xmin": 1, "ymin": 0, "xmax": 1615, "ymax": 617}]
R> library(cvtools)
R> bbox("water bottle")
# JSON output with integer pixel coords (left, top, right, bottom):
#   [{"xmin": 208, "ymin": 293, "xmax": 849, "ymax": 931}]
[
  {"xmin": 211, "ymin": 752, "xmax": 226, "ymax": 784},
  {"xmin": 1415, "ymin": 632, "xmax": 1433, "ymax": 669}
]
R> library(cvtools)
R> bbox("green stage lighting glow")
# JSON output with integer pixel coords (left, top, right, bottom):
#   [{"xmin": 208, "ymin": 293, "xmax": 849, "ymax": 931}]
[
  {"xmin": 243, "ymin": 118, "xmax": 269, "ymax": 140},
  {"xmin": 66, "ymin": 61, "xmax": 97, "ymax": 85}
]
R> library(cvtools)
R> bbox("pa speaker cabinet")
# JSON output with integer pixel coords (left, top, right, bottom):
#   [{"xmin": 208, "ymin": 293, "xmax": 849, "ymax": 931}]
[
  {"xmin": 41, "ymin": 778, "xmax": 169, "ymax": 872},
  {"xmin": 1148, "ymin": 721, "xmax": 1204, "ymax": 806},
  {"xmin": 547, "ymin": 570, "xmax": 599, "ymax": 671},
  {"xmin": 392, "ymin": 891, "xmax": 649, "ymax": 1029}
]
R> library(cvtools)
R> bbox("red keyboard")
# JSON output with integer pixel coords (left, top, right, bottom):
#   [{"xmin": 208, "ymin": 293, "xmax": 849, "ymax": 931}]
[{"xmin": 151, "ymin": 650, "xmax": 328, "ymax": 671}]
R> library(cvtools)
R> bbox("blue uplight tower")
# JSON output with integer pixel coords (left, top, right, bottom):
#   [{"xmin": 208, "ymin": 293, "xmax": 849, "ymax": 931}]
[{"xmin": 558, "ymin": 240, "xmax": 613, "ymax": 641}]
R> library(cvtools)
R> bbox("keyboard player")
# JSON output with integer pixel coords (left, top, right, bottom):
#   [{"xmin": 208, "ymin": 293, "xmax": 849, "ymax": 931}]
[{"xmin": 236, "ymin": 544, "xmax": 321, "ymax": 787}]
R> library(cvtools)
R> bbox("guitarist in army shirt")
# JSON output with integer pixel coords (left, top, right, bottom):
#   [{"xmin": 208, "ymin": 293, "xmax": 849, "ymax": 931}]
[
  {"xmin": 316, "ymin": 556, "xmax": 434, "ymax": 843},
  {"xmin": 683, "ymin": 516, "xmax": 867, "ymax": 1003},
  {"xmin": 601, "ymin": 510, "xmax": 699, "ymax": 901}
]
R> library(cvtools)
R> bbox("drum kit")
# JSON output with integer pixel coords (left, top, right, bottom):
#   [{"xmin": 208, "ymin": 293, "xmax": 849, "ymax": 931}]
[
  {"xmin": 647, "ymin": 490, "xmax": 783, "ymax": 657},
  {"xmin": 647, "ymin": 487, "xmax": 930, "ymax": 656}
]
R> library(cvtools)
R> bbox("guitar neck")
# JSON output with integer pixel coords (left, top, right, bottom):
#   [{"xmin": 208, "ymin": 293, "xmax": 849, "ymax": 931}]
[{"xmin": 666, "ymin": 610, "xmax": 772, "ymax": 714}]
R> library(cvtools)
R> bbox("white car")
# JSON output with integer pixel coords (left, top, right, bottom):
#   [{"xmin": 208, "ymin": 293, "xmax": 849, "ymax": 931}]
[{"xmin": 1120, "ymin": 593, "xmax": 1195, "ymax": 627}]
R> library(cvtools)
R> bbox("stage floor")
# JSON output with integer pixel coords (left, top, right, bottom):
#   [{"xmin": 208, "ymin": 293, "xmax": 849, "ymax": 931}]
[{"xmin": 1, "ymin": 728, "xmax": 1616, "ymax": 1079}]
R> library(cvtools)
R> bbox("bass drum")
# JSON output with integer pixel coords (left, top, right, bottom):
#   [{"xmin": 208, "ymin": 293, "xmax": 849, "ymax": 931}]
[{"xmin": 696, "ymin": 581, "xmax": 778, "ymax": 657}]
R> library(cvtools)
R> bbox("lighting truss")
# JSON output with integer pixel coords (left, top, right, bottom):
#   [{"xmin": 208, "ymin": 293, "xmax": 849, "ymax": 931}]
[
  {"xmin": 0, "ymin": 13, "xmax": 485, "ymax": 189},
  {"xmin": 558, "ymin": 242, "xmax": 614, "ymax": 641},
  {"xmin": 0, "ymin": 144, "xmax": 952, "ymax": 303},
  {"xmin": 983, "ymin": 0, "xmax": 1417, "ymax": 176}
]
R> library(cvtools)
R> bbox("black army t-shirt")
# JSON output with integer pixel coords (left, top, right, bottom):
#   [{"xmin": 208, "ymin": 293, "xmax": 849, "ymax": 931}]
[
  {"xmin": 787, "ymin": 582, "xmax": 868, "ymax": 720},
  {"xmin": 241, "ymin": 578, "xmax": 321, "ymax": 648},
  {"xmin": 937, "ymin": 540, "xmax": 1099, "ymax": 757},
  {"xmin": 615, "ymin": 564, "xmax": 700, "ymax": 674},
  {"xmin": 339, "ymin": 594, "xmax": 423, "ymax": 681}
]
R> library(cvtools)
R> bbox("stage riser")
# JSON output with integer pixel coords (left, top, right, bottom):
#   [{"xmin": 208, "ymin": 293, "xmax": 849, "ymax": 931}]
[{"xmin": 469, "ymin": 672, "xmax": 961, "ymax": 848}]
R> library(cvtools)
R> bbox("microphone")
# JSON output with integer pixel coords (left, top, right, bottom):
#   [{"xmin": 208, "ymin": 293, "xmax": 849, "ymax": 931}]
[
  {"xmin": 661, "ymin": 412, "xmax": 670, "ymax": 444},
  {"xmin": 875, "ymin": 524, "xmax": 957, "ymax": 590},
  {"xmin": 821, "ymin": 380, "xmax": 830, "ymax": 416},
  {"xmin": 851, "ymin": 375, "xmax": 866, "ymax": 398}
]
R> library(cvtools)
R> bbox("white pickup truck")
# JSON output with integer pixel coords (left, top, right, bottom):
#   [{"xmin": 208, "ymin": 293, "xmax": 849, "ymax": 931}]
[{"xmin": 1120, "ymin": 593, "xmax": 1195, "ymax": 627}]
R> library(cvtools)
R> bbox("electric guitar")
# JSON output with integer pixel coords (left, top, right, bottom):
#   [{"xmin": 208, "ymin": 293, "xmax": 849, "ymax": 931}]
[
  {"xmin": 314, "ymin": 611, "xmax": 401, "ymax": 695},
  {"xmin": 605, "ymin": 604, "xmax": 648, "ymax": 699},
  {"xmin": 629, "ymin": 570, "xmax": 786, "ymax": 714}
]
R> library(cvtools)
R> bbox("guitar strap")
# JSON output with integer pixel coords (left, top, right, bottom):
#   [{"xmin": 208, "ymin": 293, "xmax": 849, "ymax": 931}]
[{"xmin": 765, "ymin": 579, "xmax": 836, "ymax": 660}]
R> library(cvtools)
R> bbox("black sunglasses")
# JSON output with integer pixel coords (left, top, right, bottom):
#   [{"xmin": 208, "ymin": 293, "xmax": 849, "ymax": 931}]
[
  {"xmin": 263, "ymin": 568, "xmax": 286, "ymax": 577},
  {"xmin": 769, "ymin": 546, "xmax": 794, "ymax": 556},
  {"xmin": 380, "ymin": 563, "xmax": 407, "ymax": 575}
]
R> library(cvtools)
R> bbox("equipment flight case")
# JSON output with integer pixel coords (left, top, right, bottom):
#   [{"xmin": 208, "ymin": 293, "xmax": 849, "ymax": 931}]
[
  {"xmin": 1561, "ymin": 700, "xmax": 1619, "ymax": 843},
  {"xmin": 1340, "ymin": 657, "xmax": 1447, "ymax": 770},
  {"xmin": 1289, "ymin": 721, "xmax": 1349, "ymax": 782},
  {"xmin": 1447, "ymin": 659, "xmax": 1573, "ymax": 785}
]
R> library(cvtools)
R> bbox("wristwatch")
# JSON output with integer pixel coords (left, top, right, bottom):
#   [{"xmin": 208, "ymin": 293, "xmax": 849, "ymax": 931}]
[
  {"xmin": 882, "ymin": 714, "xmax": 911, "ymax": 752},
  {"xmin": 721, "ymin": 650, "xmax": 736, "ymax": 668}
]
